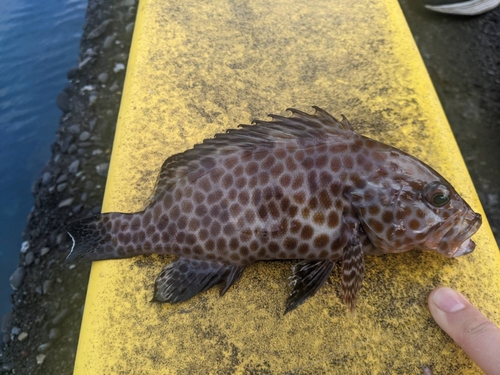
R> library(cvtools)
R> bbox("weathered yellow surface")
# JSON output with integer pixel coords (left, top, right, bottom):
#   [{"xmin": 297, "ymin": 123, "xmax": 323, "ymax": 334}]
[{"xmin": 73, "ymin": 0, "xmax": 500, "ymax": 373}]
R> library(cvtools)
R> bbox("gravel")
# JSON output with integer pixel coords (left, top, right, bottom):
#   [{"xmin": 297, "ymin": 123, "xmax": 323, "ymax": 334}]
[
  {"xmin": 68, "ymin": 160, "xmax": 80, "ymax": 174},
  {"xmin": 8, "ymin": 268, "xmax": 25, "ymax": 291},
  {"xmin": 0, "ymin": 0, "xmax": 137, "ymax": 373},
  {"xmin": 97, "ymin": 72, "xmax": 109, "ymax": 83},
  {"xmin": 55, "ymin": 91, "xmax": 70, "ymax": 112}
]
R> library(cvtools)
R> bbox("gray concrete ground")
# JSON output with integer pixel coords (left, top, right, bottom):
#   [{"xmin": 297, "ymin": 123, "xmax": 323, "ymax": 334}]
[{"xmin": 399, "ymin": 1, "xmax": 500, "ymax": 246}]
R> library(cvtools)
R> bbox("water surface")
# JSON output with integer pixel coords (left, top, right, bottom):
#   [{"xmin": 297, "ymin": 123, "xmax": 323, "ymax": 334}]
[{"xmin": 0, "ymin": 0, "xmax": 87, "ymax": 318}]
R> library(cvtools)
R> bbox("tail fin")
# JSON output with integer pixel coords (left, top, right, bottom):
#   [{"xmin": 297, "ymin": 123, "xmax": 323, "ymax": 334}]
[{"xmin": 66, "ymin": 215, "xmax": 110, "ymax": 262}]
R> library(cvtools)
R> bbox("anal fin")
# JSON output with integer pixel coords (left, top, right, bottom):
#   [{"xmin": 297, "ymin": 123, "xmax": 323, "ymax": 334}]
[
  {"xmin": 285, "ymin": 260, "xmax": 335, "ymax": 313},
  {"xmin": 220, "ymin": 266, "xmax": 245, "ymax": 296},
  {"xmin": 153, "ymin": 258, "xmax": 245, "ymax": 303}
]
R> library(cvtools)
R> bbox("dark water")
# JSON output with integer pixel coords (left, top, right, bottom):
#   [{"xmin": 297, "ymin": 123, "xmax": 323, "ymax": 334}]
[{"xmin": 0, "ymin": 0, "xmax": 87, "ymax": 318}]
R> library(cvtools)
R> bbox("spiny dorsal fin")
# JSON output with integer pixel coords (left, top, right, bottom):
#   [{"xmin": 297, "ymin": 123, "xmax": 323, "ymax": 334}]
[
  {"xmin": 155, "ymin": 107, "xmax": 356, "ymax": 191},
  {"xmin": 252, "ymin": 106, "xmax": 353, "ymax": 138}
]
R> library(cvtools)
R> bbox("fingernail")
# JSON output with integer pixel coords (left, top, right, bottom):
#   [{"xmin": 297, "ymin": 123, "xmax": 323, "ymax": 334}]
[{"xmin": 432, "ymin": 287, "xmax": 466, "ymax": 313}]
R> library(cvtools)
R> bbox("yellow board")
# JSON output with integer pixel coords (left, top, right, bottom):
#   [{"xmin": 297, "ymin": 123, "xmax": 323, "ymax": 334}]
[{"xmin": 74, "ymin": 0, "xmax": 500, "ymax": 373}]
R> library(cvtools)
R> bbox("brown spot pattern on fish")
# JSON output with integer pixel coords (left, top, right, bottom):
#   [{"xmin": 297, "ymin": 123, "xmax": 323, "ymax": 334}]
[{"xmin": 67, "ymin": 107, "xmax": 482, "ymax": 313}]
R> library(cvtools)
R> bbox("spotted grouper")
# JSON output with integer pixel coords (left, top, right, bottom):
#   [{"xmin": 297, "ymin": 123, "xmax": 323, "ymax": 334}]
[{"xmin": 67, "ymin": 107, "xmax": 482, "ymax": 312}]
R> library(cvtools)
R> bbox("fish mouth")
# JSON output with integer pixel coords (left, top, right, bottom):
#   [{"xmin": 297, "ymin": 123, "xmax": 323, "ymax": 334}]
[{"xmin": 440, "ymin": 212, "xmax": 482, "ymax": 258}]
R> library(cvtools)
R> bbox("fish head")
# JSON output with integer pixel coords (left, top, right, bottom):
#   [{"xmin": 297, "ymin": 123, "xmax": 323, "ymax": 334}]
[
  {"xmin": 346, "ymin": 147, "xmax": 482, "ymax": 258},
  {"xmin": 416, "ymin": 181, "xmax": 482, "ymax": 258}
]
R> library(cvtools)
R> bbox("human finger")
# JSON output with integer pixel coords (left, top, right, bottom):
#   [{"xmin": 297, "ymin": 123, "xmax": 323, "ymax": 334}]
[{"xmin": 428, "ymin": 286, "xmax": 500, "ymax": 375}]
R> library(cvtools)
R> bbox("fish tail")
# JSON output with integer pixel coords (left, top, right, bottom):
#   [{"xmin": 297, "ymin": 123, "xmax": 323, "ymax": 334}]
[
  {"xmin": 67, "ymin": 212, "xmax": 170, "ymax": 262},
  {"xmin": 66, "ymin": 214, "xmax": 112, "ymax": 262}
]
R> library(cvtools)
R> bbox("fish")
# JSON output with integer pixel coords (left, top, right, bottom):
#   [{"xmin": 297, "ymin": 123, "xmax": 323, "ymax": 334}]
[{"xmin": 67, "ymin": 107, "xmax": 482, "ymax": 313}]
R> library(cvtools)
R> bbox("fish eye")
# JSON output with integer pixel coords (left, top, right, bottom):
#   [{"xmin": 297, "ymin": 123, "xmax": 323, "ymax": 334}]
[
  {"xmin": 431, "ymin": 193, "xmax": 449, "ymax": 207},
  {"xmin": 424, "ymin": 181, "xmax": 451, "ymax": 208}
]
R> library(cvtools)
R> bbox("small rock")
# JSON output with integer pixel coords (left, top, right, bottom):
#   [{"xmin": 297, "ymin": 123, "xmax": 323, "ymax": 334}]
[
  {"xmin": 20, "ymin": 241, "xmax": 29, "ymax": 253},
  {"xmin": 18, "ymin": 332, "xmax": 28, "ymax": 341},
  {"xmin": 92, "ymin": 149, "xmax": 103, "ymax": 155},
  {"xmin": 87, "ymin": 19, "xmax": 112, "ymax": 39},
  {"xmin": 89, "ymin": 94, "xmax": 98, "ymax": 105},
  {"xmin": 115, "ymin": 53, "xmax": 128, "ymax": 61},
  {"xmin": 88, "ymin": 117, "xmax": 97, "ymax": 131},
  {"xmin": 68, "ymin": 144, "xmax": 78, "ymax": 154},
  {"xmin": 58, "ymin": 198, "xmax": 75, "ymax": 208},
  {"xmin": 60, "ymin": 135, "xmax": 73, "ymax": 153},
  {"xmin": 11, "ymin": 327, "xmax": 20, "ymax": 336},
  {"xmin": 43, "ymin": 280, "xmax": 53, "ymax": 295},
  {"xmin": 57, "ymin": 183, "xmax": 68, "ymax": 193},
  {"xmin": 96, "ymin": 163, "xmax": 109, "ymax": 176},
  {"xmin": 103, "ymin": 34, "xmax": 117, "ymax": 49},
  {"xmin": 56, "ymin": 233, "xmax": 65, "ymax": 245},
  {"xmin": 67, "ymin": 67, "xmax": 79, "ymax": 79},
  {"xmin": 68, "ymin": 124, "xmax": 81, "ymax": 134},
  {"xmin": 56, "ymin": 174, "xmax": 68, "ymax": 183},
  {"xmin": 48, "ymin": 328, "xmax": 60, "ymax": 340},
  {"xmin": 35, "ymin": 286, "xmax": 42, "ymax": 295},
  {"xmin": 98, "ymin": 72, "xmax": 109, "ymax": 83},
  {"xmin": 81, "ymin": 192, "xmax": 88, "ymax": 201},
  {"xmin": 56, "ymin": 91, "xmax": 70, "ymax": 112},
  {"xmin": 109, "ymin": 81, "xmax": 120, "ymax": 92},
  {"xmin": 52, "ymin": 309, "xmax": 69, "ymax": 326},
  {"xmin": 487, "ymin": 193, "xmax": 499, "ymax": 206},
  {"xmin": 113, "ymin": 63, "xmax": 125, "ymax": 73},
  {"xmin": 85, "ymin": 48, "xmax": 98, "ymax": 57},
  {"xmin": 38, "ymin": 343, "xmax": 51, "ymax": 352},
  {"xmin": 42, "ymin": 172, "xmax": 52, "ymax": 185},
  {"xmin": 2, "ymin": 363, "xmax": 14, "ymax": 371},
  {"xmin": 73, "ymin": 204, "xmax": 83, "ymax": 213},
  {"xmin": 78, "ymin": 56, "xmax": 93, "ymax": 69},
  {"xmin": 40, "ymin": 247, "xmax": 50, "ymax": 256},
  {"xmin": 36, "ymin": 354, "xmax": 46, "ymax": 365},
  {"xmin": 69, "ymin": 159, "xmax": 80, "ymax": 174},
  {"xmin": 25, "ymin": 252, "xmax": 34, "ymax": 266},
  {"xmin": 9, "ymin": 267, "xmax": 25, "ymax": 290},
  {"xmin": 92, "ymin": 206, "xmax": 101, "ymax": 214}
]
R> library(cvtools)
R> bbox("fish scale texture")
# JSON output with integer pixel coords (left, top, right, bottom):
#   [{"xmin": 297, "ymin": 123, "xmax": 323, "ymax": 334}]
[
  {"xmin": 73, "ymin": 0, "xmax": 500, "ymax": 373},
  {"xmin": 69, "ymin": 107, "xmax": 480, "ymax": 312}
]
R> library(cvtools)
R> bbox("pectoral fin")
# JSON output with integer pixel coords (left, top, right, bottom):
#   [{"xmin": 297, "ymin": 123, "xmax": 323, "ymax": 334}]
[
  {"xmin": 285, "ymin": 259, "xmax": 335, "ymax": 313},
  {"xmin": 341, "ymin": 234, "xmax": 365, "ymax": 314},
  {"xmin": 153, "ymin": 258, "xmax": 245, "ymax": 303}
]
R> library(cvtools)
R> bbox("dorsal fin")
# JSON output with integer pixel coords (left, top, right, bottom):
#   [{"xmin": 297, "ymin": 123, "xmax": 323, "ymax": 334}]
[
  {"xmin": 251, "ymin": 106, "xmax": 353, "ymax": 137},
  {"xmin": 155, "ymin": 107, "xmax": 355, "ymax": 192}
]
